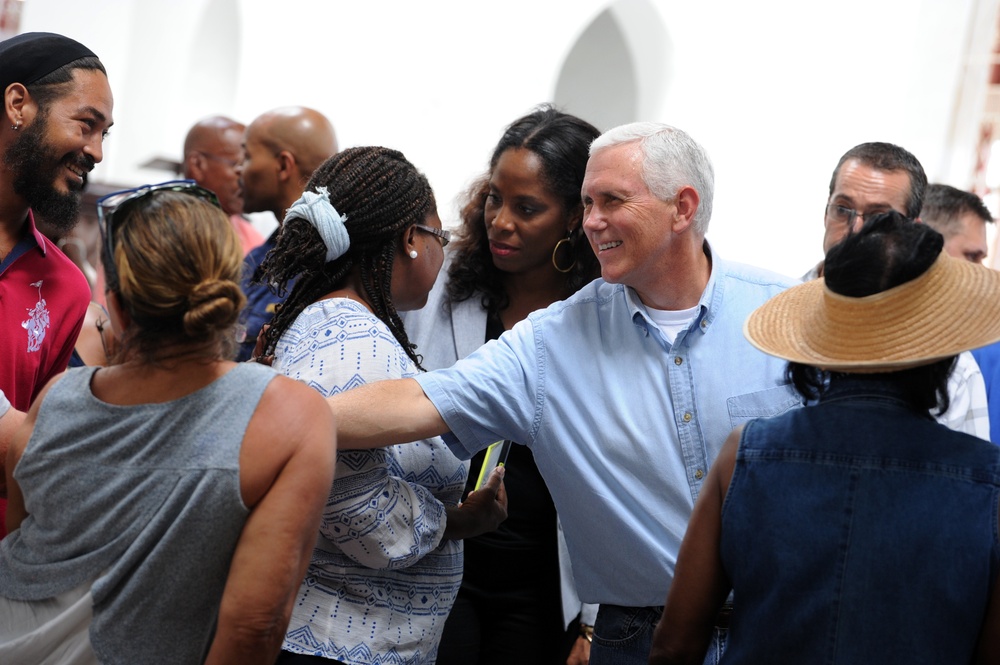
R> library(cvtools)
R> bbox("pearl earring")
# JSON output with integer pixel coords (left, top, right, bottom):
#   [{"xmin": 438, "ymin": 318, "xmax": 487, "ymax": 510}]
[{"xmin": 409, "ymin": 250, "xmax": 418, "ymax": 259}]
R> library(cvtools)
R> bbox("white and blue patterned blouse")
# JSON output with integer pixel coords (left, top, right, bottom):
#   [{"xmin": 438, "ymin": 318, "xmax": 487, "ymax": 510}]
[{"xmin": 274, "ymin": 298, "xmax": 467, "ymax": 665}]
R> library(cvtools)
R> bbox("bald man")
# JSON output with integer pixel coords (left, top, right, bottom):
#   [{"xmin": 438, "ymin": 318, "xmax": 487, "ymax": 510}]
[
  {"xmin": 239, "ymin": 106, "xmax": 338, "ymax": 219},
  {"xmin": 183, "ymin": 115, "xmax": 263, "ymax": 255},
  {"xmin": 235, "ymin": 106, "xmax": 338, "ymax": 361}
]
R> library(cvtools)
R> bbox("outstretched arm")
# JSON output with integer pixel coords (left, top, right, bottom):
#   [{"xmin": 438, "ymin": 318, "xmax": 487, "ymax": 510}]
[
  {"xmin": 648, "ymin": 427, "xmax": 740, "ymax": 665},
  {"xmin": 329, "ymin": 378, "xmax": 448, "ymax": 449}
]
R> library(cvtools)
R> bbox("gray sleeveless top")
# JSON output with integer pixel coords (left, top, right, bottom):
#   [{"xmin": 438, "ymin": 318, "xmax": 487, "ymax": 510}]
[{"xmin": 0, "ymin": 362, "xmax": 275, "ymax": 664}]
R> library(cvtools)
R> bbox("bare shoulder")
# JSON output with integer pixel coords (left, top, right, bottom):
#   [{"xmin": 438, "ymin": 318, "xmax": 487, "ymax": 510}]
[
  {"xmin": 240, "ymin": 374, "xmax": 337, "ymax": 508},
  {"xmin": 713, "ymin": 425, "xmax": 743, "ymax": 502},
  {"xmin": 257, "ymin": 374, "xmax": 336, "ymax": 426}
]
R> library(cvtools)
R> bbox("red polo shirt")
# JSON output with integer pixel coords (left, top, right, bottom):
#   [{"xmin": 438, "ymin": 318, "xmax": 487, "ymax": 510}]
[{"xmin": 1, "ymin": 210, "xmax": 90, "ymax": 536}]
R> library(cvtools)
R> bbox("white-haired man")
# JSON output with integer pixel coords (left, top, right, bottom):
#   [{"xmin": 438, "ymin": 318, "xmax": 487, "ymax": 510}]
[{"xmin": 323, "ymin": 123, "xmax": 800, "ymax": 664}]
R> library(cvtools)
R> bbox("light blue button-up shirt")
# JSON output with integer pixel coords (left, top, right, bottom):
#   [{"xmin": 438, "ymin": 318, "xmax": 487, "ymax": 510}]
[{"xmin": 416, "ymin": 245, "xmax": 801, "ymax": 606}]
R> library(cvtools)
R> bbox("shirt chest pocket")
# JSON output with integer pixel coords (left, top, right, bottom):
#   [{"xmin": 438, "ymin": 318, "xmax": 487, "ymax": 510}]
[{"xmin": 727, "ymin": 384, "xmax": 801, "ymax": 429}]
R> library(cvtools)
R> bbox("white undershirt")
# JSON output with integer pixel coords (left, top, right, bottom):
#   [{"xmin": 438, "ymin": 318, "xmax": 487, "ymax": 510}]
[{"xmin": 643, "ymin": 304, "xmax": 700, "ymax": 346}]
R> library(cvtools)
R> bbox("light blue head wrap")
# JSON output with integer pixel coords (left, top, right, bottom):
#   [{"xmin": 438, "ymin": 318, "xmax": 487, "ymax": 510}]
[{"xmin": 283, "ymin": 186, "xmax": 350, "ymax": 262}]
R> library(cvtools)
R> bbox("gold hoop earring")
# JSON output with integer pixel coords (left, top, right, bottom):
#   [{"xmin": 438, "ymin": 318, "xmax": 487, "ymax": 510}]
[{"xmin": 552, "ymin": 237, "xmax": 576, "ymax": 273}]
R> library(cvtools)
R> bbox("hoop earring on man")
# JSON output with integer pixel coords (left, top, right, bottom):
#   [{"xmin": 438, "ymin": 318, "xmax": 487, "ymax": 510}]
[{"xmin": 552, "ymin": 232, "xmax": 576, "ymax": 274}]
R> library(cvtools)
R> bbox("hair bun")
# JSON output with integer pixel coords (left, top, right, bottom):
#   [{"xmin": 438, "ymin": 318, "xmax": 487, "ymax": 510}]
[{"xmin": 182, "ymin": 279, "xmax": 245, "ymax": 338}]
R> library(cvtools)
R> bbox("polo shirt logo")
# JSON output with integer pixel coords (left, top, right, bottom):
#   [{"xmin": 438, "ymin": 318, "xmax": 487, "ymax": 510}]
[{"xmin": 21, "ymin": 279, "xmax": 49, "ymax": 353}]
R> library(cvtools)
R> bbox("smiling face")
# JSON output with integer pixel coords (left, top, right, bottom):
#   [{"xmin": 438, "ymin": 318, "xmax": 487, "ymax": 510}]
[
  {"xmin": 581, "ymin": 142, "xmax": 677, "ymax": 301},
  {"xmin": 484, "ymin": 147, "xmax": 576, "ymax": 278},
  {"xmin": 4, "ymin": 68, "xmax": 113, "ymax": 231}
]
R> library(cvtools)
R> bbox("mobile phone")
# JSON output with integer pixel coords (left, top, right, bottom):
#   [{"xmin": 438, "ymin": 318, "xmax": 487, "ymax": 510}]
[{"xmin": 473, "ymin": 440, "xmax": 512, "ymax": 491}]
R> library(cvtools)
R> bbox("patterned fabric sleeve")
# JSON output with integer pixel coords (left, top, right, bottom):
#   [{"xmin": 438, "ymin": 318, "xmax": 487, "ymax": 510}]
[
  {"xmin": 321, "ymin": 448, "xmax": 446, "ymax": 569},
  {"xmin": 274, "ymin": 300, "xmax": 448, "ymax": 569}
]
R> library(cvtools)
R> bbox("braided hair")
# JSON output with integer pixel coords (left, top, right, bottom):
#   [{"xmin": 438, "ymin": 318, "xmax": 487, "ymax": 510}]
[{"xmin": 258, "ymin": 146, "xmax": 435, "ymax": 367}]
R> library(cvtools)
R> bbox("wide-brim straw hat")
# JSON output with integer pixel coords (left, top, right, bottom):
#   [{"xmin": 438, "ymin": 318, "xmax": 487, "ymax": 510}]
[{"xmin": 744, "ymin": 253, "xmax": 1000, "ymax": 373}]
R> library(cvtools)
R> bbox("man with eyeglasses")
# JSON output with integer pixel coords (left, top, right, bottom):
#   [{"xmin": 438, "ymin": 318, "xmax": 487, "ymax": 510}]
[
  {"xmin": 808, "ymin": 142, "xmax": 990, "ymax": 440},
  {"xmin": 183, "ymin": 115, "xmax": 263, "ymax": 256},
  {"xmin": 812, "ymin": 141, "xmax": 927, "ymax": 277},
  {"xmin": 0, "ymin": 32, "xmax": 113, "ymax": 538},
  {"xmin": 235, "ymin": 106, "xmax": 338, "ymax": 361}
]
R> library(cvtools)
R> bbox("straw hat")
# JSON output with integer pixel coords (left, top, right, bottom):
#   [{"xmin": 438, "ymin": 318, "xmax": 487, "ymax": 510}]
[{"xmin": 744, "ymin": 252, "xmax": 1000, "ymax": 373}]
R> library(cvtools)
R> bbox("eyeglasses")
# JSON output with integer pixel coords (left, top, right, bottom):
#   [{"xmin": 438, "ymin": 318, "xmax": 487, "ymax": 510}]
[
  {"xmin": 414, "ymin": 224, "xmax": 451, "ymax": 247},
  {"xmin": 825, "ymin": 204, "xmax": 895, "ymax": 227},
  {"xmin": 198, "ymin": 151, "xmax": 241, "ymax": 170},
  {"xmin": 97, "ymin": 179, "xmax": 221, "ymax": 284}
]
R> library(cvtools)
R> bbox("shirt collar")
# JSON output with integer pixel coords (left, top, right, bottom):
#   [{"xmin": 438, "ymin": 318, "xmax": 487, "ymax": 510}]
[
  {"xmin": 27, "ymin": 209, "xmax": 47, "ymax": 256},
  {"xmin": 627, "ymin": 240, "xmax": 722, "ymax": 338}
]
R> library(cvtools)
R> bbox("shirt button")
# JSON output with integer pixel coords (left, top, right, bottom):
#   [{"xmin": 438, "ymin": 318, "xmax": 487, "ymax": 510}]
[
  {"xmin": 674, "ymin": 356, "xmax": 683, "ymax": 366},
  {"xmin": 695, "ymin": 469, "xmax": 704, "ymax": 480},
  {"xmin": 683, "ymin": 412, "xmax": 692, "ymax": 422},
  {"xmin": 700, "ymin": 319, "xmax": 708, "ymax": 328}
]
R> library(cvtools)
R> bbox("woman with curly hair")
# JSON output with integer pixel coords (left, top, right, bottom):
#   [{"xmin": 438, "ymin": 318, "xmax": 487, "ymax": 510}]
[{"xmin": 402, "ymin": 106, "xmax": 602, "ymax": 665}]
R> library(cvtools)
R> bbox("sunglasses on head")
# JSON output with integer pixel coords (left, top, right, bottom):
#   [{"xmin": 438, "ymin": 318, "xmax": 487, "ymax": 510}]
[{"xmin": 96, "ymin": 179, "xmax": 221, "ymax": 284}]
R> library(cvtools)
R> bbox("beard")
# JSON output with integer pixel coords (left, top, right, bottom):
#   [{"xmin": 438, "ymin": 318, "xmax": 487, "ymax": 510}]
[{"xmin": 3, "ymin": 114, "xmax": 93, "ymax": 235}]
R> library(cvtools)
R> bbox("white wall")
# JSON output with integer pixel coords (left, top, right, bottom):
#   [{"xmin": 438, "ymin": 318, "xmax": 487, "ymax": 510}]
[{"xmin": 20, "ymin": 0, "xmax": 995, "ymax": 277}]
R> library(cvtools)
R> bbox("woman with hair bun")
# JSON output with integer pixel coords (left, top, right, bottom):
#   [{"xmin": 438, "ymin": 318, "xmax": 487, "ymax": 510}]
[
  {"xmin": 0, "ymin": 183, "xmax": 337, "ymax": 665},
  {"xmin": 258, "ymin": 147, "xmax": 508, "ymax": 665}
]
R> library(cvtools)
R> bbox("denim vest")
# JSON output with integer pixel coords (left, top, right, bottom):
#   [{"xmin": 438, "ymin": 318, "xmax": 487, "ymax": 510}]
[{"xmin": 719, "ymin": 376, "xmax": 1000, "ymax": 664}]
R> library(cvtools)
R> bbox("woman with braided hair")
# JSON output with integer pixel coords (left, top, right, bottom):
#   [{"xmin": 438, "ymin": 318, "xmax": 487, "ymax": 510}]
[{"xmin": 260, "ymin": 147, "xmax": 508, "ymax": 665}]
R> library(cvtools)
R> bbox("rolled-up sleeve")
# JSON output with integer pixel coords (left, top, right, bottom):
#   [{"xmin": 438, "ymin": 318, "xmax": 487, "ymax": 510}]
[{"xmin": 416, "ymin": 318, "xmax": 541, "ymax": 459}]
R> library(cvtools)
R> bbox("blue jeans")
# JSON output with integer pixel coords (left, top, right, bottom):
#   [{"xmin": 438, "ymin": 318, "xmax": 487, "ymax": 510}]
[{"xmin": 590, "ymin": 604, "xmax": 727, "ymax": 665}]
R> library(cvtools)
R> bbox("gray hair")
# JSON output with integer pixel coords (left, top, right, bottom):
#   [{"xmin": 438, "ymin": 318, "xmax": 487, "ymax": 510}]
[{"xmin": 590, "ymin": 122, "xmax": 715, "ymax": 234}]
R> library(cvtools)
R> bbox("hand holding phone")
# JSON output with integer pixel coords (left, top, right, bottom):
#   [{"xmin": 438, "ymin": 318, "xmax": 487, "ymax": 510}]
[{"xmin": 473, "ymin": 440, "xmax": 512, "ymax": 491}]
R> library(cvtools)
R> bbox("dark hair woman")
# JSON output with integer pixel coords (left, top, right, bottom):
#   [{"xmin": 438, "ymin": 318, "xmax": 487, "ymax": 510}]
[
  {"xmin": 650, "ymin": 212, "xmax": 1000, "ymax": 665},
  {"xmin": 402, "ymin": 106, "xmax": 602, "ymax": 665},
  {"xmin": 258, "ymin": 147, "xmax": 508, "ymax": 665}
]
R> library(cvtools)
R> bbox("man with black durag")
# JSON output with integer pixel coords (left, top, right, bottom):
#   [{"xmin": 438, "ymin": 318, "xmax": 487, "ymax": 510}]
[{"xmin": 0, "ymin": 32, "xmax": 114, "ymax": 537}]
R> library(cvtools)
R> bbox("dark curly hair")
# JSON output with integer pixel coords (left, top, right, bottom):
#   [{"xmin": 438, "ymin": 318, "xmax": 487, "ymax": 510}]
[
  {"xmin": 789, "ymin": 211, "xmax": 954, "ymax": 414},
  {"xmin": 258, "ymin": 146, "xmax": 436, "ymax": 367},
  {"xmin": 446, "ymin": 105, "xmax": 601, "ymax": 312}
]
